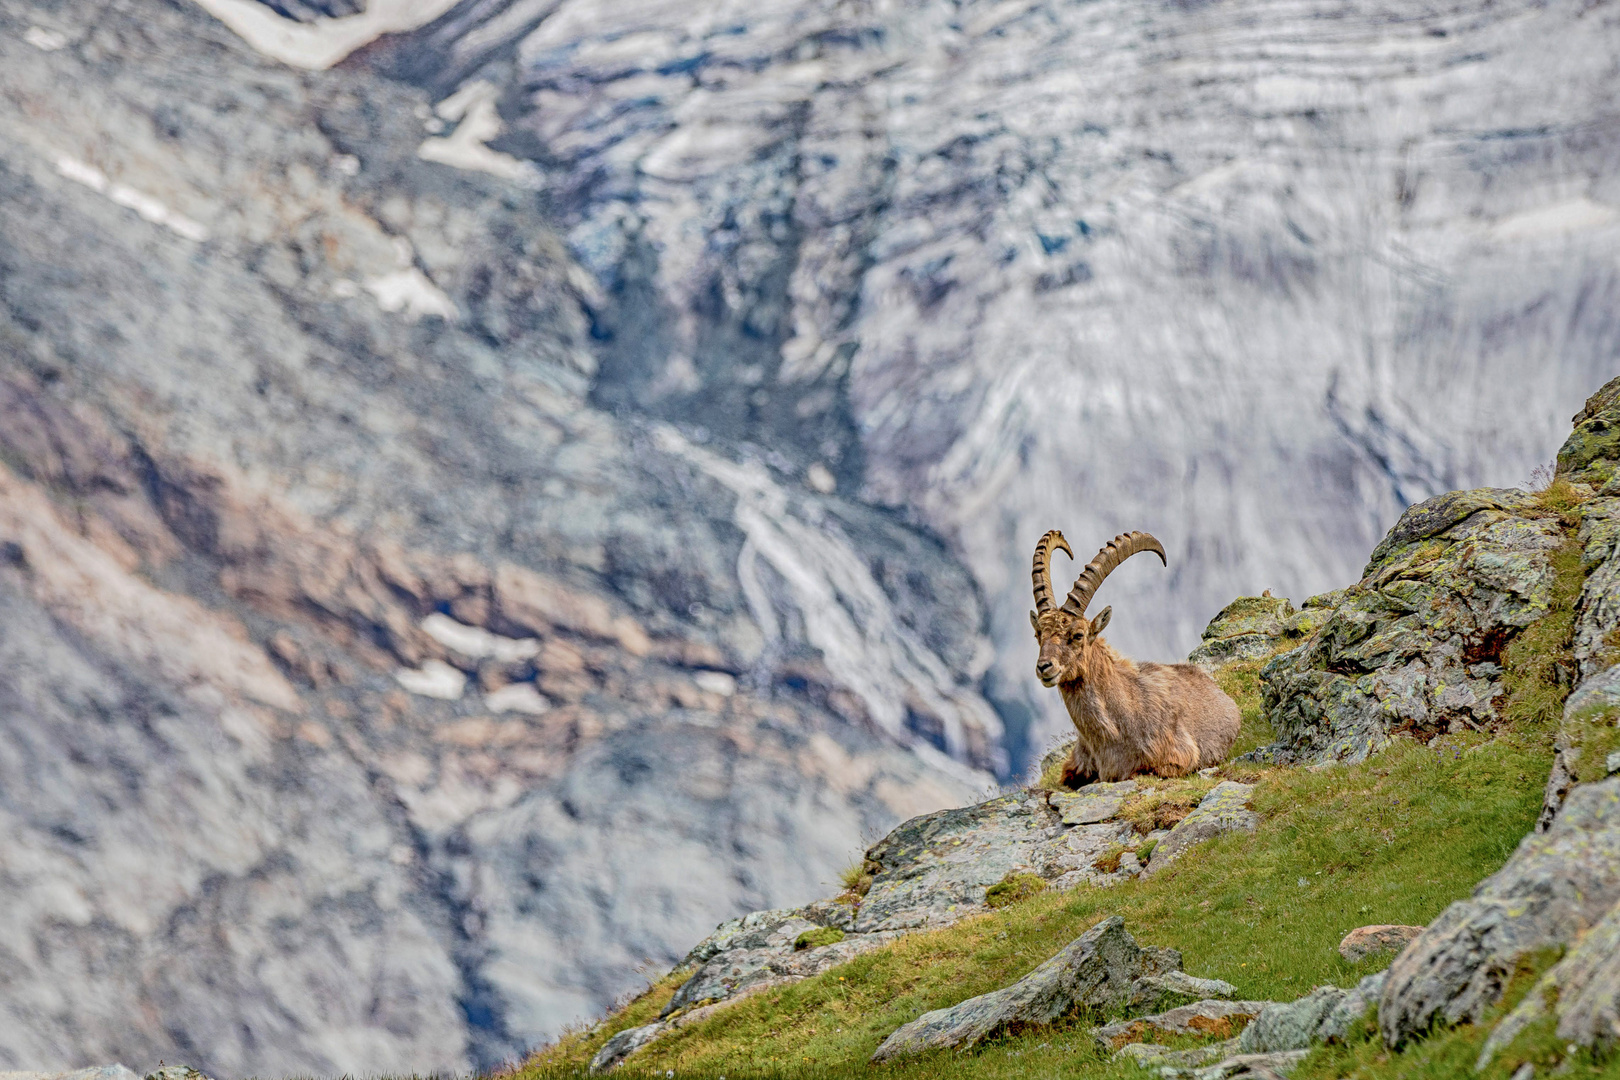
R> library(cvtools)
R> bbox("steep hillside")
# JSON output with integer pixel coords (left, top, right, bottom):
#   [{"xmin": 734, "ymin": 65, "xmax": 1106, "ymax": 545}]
[{"xmin": 526, "ymin": 379, "xmax": 1620, "ymax": 1079}]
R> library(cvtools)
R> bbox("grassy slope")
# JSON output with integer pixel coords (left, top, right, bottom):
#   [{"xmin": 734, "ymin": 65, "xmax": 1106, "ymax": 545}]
[
  {"xmin": 519, "ymin": 723, "xmax": 1556, "ymax": 1079},
  {"xmin": 518, "ymin": 483, "xmax": 1614, "ymax": 1079}
]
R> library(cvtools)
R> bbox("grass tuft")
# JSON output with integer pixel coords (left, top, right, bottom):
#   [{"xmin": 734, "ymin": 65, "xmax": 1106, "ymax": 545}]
[
  {"xmin": 984, "ymin": 872, "xmax": 1048, "ymax": 909},
  {"xmin": 1213, "ymin": 657, "xmax": 1277, "ymax": 759},
  {"xmin": 1118, "ymin": 776, "xmax": 1217, "ymax": 835},
  {"xmin": 1091, "ymin": 845, "xmax": 1128, "ymax": 874},
  {"xmin": 796, "ymin": 927, "xmax": 847, "ymax": 951},
  {"xmin": 840, "ymin": 860, "xmax": 875, "ymax": 897}
]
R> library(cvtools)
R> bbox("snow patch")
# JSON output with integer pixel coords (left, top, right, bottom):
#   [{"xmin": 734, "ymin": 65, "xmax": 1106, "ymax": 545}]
[
  {"xmin": 421, "ymin": 613, "xmax": 539, "ymax": 662},
  {"xmin": 23, "ymin": 26, "xmax": 68, "ymax": 51},
  {"xmin": 365, "ymin": 269, "xmax": 457, "ymax": 322},
  {"xmin": 54, "ymin": 156, "xmax": 208, "ymax": 242},
  {"xmin": 484, "ymin": 683, "xmax": 551, "ymax": 715},
  {"xmin": 187, "ymin": 0, "xmax": 460, "ymax": 70},
  {"xmin": 693, "ymin": 670, "xmax": 737, "ymax": 697},
  {"xmin": 395, "ymin": 659, "xmax": 467, "ymax": 700},
  {"xmin": 417, "ymin": 81, "xmax": 541, "ymax": 188}
]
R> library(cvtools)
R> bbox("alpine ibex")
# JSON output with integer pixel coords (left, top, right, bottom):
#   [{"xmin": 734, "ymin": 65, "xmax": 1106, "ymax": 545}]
[{"xmin": 1030, "ymin": 530, "xmax": 1239, "ymax": 784}]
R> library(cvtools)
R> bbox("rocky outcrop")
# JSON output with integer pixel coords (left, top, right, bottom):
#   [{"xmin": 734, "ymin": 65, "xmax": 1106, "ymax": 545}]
[
  {"xmin": 1239, "ymin": 974, "xmax": 1384, "ymax": 1053},
  {"xmin": 659, "ymin": 903, "xmax": 898, "ymax": 1018},
  {"xmin": 1379, "ymin": 777, "xmax": 1620, "ymax": 1047},
  {"xmin": 1478, "ymin": 891, "xmax": 1620, "ymax": 1068},
  {"xmin": 1254, "ymin": 488, "xmax": 1563, "ymax": 764},
  {"xmin": 1189, "ymin": 595, "xmax": 1317, "ymax": 668},
  {"xmin": 869, "ymin": 917, "xmax": 1180, "ymax": 1062},
  {"xmin": 1146, "ymin": 783, "xmax": 1258, "ymax": 873}
]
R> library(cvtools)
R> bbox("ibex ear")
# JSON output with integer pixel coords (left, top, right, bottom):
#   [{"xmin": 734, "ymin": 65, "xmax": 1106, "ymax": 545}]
[
  {"xmin": 1090, "ymin": 606, "xmax": 1112, "ymax": 635},
  {"xmin": 1029, "ymin": 610, "xmax": 1040, "ymax": 634}
]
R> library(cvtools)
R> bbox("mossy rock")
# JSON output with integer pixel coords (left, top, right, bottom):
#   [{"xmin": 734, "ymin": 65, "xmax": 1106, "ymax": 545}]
[
  {"xmin": 1255, "ymin": 485, "xmax": 1573, "ymax": 765},
  {"xmin": 793, "ymin": 926, "xmax": 846, "ymax": 951},
  {"xmin": 1190, "ymin": 594, "xmax": 1300, "ymax": 667},
  {"xmin": 1557, "ymin": 376, "xmax": 1620, "ymax": 486},
  {"xmin": 984, "ymin": 872, "xmax": 1047, "ymax": 909}
]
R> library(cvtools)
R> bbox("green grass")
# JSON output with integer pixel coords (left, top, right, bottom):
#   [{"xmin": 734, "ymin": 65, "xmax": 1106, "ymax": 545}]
[
  {"xmin": 1215, "ymin": 656, "xmax": 1279, "ymax": 759},
  {"xmin": 1293, "ymin": 948, "xmax": 1620, "ymax": 1080},
  {"xmin": 515, "ymin": 720, "xmax": 1552, "ymax": 1080},
  {"xmin": 984, "ymin": 872, "xmax": 1047, "ymax": 909}
]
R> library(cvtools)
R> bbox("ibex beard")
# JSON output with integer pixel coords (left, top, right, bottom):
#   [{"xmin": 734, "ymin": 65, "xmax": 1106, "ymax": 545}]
[{"xmin": 1030, "ymin": 529, "xmax": 1240, "ymax": 785}]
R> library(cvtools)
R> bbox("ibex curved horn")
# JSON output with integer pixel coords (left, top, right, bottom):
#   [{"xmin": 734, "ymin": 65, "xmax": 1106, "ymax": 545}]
[
  {"xmin": 1031, "ymin": 530, "xmax": 1074, "ymax": 615},
  {"xmin": 1061, "ymin": 531, "xmax": 1167, "ymax": 617}
]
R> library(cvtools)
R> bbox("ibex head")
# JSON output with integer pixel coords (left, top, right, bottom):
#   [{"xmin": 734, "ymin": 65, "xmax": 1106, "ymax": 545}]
[{"xmin": 1029, "ymin": 529, "xmax": 1166, "ymax": 687}]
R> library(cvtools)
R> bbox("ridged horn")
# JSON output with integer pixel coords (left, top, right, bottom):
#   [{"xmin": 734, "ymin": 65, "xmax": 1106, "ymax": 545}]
[
  {"xmin": 1060, "ymin": 531, "xmax": 1167, "ymax": 617},
  {"xmin": 1031, "ymin": 530, "xmax": 1074, "ymax": 615}
]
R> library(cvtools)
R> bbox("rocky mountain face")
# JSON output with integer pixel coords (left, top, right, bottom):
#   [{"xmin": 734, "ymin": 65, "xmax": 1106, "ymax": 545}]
[
  {"xmin": 0, "ymin": 0, "xmax": 1614, "ymax": 1074},
  {"xmin": 0, "ymin": 1, "xmax": 996, "ymax": 1072}
]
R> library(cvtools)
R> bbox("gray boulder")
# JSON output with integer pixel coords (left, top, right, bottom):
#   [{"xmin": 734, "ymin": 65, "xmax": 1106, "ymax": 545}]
[
  {"xmin": 1147, "ymin": 783, "xmax": 1258, "ymax": 872},
  {"xmin": 869, "ymin": 917, "xmax": 1177, "ymax": 1061},
  {"xmin": 1479, "ymin": 893, "xmax": 1620, "ymax": 1068},
  {"xmin": 588, "ymin": 1023, "xmax": 662, "ymax": 1074},
  {"xmin": 1336, "ymin": 925, "xmax": 1424, "ymax": 963},
  {"xmin": 1238, "ymin": 973, "xmax": 1383, "ymax": 1053},
  {"xmin": 1256, "ymin": 487, "xmax": 1564, "ymax": 764},
  {"xmin": 855, "ymin": 794, "xmax": 1064, "ymax": 932},
  {"xmin": 1051, "ymin": 781, "xmax": 1136, "ymax": 825},
  {"xmin": 1129, "ymin": 971, "xmax": 1240, "ymax": 1010},
  {"xmin": 1184, "ymin": 1050, "xmax": 1311, "ymax": 1079},
  {"xmin": 1380, "ymin": 777, "xmax": 1620, "ymax": 1047}
]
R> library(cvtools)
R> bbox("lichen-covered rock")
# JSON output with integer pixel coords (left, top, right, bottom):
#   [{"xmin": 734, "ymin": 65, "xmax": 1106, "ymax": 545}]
[
  {"xmin": 588, "ymin": 1023, "xmax": 663, "ymax": 1073},
  {"xmin": 855, "ymin": 794, "xmax": 1064, "ymax": 932},
  {"xmin": 1095, "ymin": 999, "xmax": 1271, "ymax": 1049},
  {"xmin": 1051, "ymin": 781, "xmax": 1136, "ymax": 824},
  {"xmin": 1479, "ymin": 892, "xmax": 1620, "ymax": 1068},
  {"xmin": 869, "ymin": 917, "xmax": 1178, "ymax": 1061},
  {"xmin": 1130, "ymin": 971, "xmax": 1240, "ymax": 1010},
  {"xmin": 145, "ymin": 1068, "xmax": 214, "ymax": 1080},
  {"xmin": 1572, "ymin": 500, "xmax": 1620, "ymax": 681},
  {"xmin": 1559, "ymin": 376, "xmax": 1620, "ymax": 488},
  {"xmin": 1238, "ymin": 973, "xmax": 1382, "ymax": 1053},
  {"xmin": 1113, "ymin": 1038, "xmax": 1239, "ymax": 1070},
  {"xmin": 1189, "ymin": 594, "xmax": 1313, "ymax": 667},
  {"xmin": 1337, "ymin": 925, "xmax": 1424, "ymax": 963},
  {"xmin": 1256, "ymin": 488, "xmax": 1564, "ymax": 764},
  {"xmin": 1147, "ymin": 783, "xmax": 1257, "ymax": 872},
  {"xmin": 681, "ymin": 908, "xmax": 815, "ymax": 967},
  {"xmin": 1380, "ymin": 778, "xmax": 1620, "ymax": 1047},
  {"xmin": 663, "ymin": 928, "xmax": 902, "ymax": 1016}
]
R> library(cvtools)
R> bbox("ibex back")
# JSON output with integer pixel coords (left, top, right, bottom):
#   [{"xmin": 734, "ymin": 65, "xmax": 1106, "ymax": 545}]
[{"xmin": 1030, "ymin": 529, "xmax": 1240, "ymax": 784}]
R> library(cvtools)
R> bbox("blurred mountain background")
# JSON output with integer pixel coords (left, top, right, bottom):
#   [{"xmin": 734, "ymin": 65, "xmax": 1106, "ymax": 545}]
[{"xmin": 0, "ymin": 0, "xmax": 1613, "ymax": 1072}]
